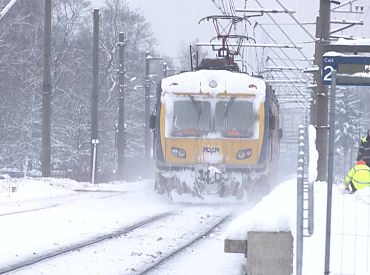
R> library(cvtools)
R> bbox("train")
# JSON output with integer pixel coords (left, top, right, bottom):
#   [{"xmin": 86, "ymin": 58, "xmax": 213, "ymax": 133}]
[{"xmin": 150, "ymin": 57, "xmax": 281, "ymax": 199}]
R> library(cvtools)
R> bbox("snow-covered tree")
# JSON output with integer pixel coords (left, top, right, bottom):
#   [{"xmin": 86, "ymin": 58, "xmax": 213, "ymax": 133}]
[
  {"xmin": 0, "ymin": 0, "xmax": 159, "ymax": 181},
  {"xmin": 334, "ymin": 88, "xmax": 361, "ymax": 179}
]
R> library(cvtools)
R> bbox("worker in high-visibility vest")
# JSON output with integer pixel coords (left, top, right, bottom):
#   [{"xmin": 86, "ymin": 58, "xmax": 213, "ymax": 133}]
[
  {"xmin": 344, "ymin": 160, "xmax": 370, "ymax": 193},
  {"xmin": 357, "ymin": 129, "xmax": 370, "ymax": 167}
]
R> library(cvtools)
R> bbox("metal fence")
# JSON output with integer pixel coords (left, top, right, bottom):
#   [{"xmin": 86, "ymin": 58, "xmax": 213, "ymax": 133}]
[{"xmin": 296, "ymin": 116, "xmax": 314, "ymax": 275}]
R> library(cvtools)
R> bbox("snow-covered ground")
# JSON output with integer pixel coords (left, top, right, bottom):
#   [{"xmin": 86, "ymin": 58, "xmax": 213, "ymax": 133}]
[
  {"xmin": 1, "ymin": 175, "xmax": 370, "ymax": 274},
  {"xmin": 0, "ymin": 177, "xmax": 246, "ymax": 274}
]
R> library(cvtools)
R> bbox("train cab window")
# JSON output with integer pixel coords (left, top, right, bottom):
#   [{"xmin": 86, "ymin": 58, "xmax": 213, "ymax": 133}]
[
  {"xmin": 215, "ymin": 100, "xmax": 256, "ymax": 138},
  {"xmin": 171, "ymin": 100, "xmax": 211, "ymax": 137}
]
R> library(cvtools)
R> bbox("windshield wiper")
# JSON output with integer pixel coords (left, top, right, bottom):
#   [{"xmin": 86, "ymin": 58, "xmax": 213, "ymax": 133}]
[
  {"xmin": 224, "ymin": 97, "xmax": 235, "ymax": 126},
  {"xmin": 189, "ymin": 95, "xmax": 202, "ymax": 129}
]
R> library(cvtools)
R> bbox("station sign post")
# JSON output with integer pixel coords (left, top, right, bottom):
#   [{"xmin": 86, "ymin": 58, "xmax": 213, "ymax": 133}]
[
  {"xmin": 322, "ymin": 54, "xmax": 370, "ymax": 274},
  {"xmin": 323, "ymin": 55, "xmax": 370, "ymax": 86}
]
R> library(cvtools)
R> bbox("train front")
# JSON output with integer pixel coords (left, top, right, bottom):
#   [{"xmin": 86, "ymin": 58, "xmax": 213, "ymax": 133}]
[{"xmin": 152, "ymin": 69, "xmax": 268, "ymax": 199}]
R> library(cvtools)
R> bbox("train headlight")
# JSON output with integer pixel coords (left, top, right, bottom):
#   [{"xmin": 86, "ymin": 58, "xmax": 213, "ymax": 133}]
[
  {"xmin": 236, "ymin": 149, "xmax": 252, "ymax": 160},
  {"xmin": 209, "ymin": 80, "xmax": 218, "ymax": 88},
  {"xmin": 171, "ymin": 147, "xmax": 186, "ymax": 158}
]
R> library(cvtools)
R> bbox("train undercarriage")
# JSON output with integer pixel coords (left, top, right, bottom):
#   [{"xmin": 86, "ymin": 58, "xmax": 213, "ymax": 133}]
[{"xmin": 154, "ymin": 165, "xmax": 270, "ymax": 200}]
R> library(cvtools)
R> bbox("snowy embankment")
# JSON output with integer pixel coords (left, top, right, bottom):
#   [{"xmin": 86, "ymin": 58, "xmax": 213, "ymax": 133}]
[
  {"xmin": 225, "ymin": 178, "xmax": 296, "ymax": 240},
  {"xmin": 224, "ymin": 126, "xmax": 318, "ymax": 240},
  {"xmin": 224, "ymin": 174, "xmax": 370, "ymax": 275}
]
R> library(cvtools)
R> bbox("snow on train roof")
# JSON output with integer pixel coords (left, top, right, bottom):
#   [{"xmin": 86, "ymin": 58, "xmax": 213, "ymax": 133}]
[{"xmin": 161, "ymin": 69, "xmax": 266, "ymax": 100}]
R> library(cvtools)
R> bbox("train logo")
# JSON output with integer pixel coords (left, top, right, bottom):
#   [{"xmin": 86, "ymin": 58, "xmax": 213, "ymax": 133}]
[{"xmin": 203, "ymin": 147, "xmax": 220, "ymax": 154}]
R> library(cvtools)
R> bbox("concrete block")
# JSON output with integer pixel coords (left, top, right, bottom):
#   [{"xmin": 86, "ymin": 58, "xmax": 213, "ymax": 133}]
[
  {"xmin": 247, "ymin": 231, "xmax": 293, "ymax": 275},
  {"xmin": 224, "ymin": 239, "xmax": 247, "ymax": 255}
]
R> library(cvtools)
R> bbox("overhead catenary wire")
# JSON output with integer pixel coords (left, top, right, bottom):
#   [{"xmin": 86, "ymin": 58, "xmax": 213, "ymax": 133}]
[
  {"xmin": 253, "ymin": 8, "xmax": 310, "ymax": 108},
  {"xmin": 212, "ymin": 0, "xmax": 234, "ymax": 16},
  {"xmin": 256, "ymin": 23, "xmax": 303, "ymax": 70},
  {"xmin": 266, "ymin": 58, "xmax": 310, "ymax": 107},
  {"xmin": 274, "ymin": 0, "xmax": 316, "ymax": 42},
  {"xmin": 253, "ymin": 0, "xmax": 311, "ymax": 64},
  {"xmin": 210, "ymin": 0, "xmax": 309, "ymax": 108}
]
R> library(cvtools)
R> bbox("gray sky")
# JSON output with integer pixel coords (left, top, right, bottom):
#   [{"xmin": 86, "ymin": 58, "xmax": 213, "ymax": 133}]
[
  {"xmin": 123, "ymin": 0, "xmax": 219, "ymax": 57},
  {"xmin": 123, "ymin": 0, "xmax": 319, "ymax": 58}
]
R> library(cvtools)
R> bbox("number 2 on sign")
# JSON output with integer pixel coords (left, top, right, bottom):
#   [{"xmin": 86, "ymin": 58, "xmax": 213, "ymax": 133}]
[{"xmin": 323, "ymin": 65, "xmax": 334, "ymax": 82}]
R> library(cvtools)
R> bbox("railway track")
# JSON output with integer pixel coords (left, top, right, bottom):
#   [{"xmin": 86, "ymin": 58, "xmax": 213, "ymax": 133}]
[
  {"xmin": 1, "ymin": 208, "xmax": 231, "ymax": 274},
  {"xmin": 0, "ymin": 203, "xmax": 60, "ymax": 217},
  {"xmin": 0, "ymin": 212, "xmax": 172, "ymax": 274},
  {"xmin": 137, "ymin": 215, "xmax": 230, "ymax": 275},
  {"xmin": 0, "ymin": 190, "xmax": 126, "ymax": 217}
]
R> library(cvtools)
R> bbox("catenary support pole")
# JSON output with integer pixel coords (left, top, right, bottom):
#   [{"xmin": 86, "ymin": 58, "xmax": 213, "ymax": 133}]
[
  {"xmin": 42, "ymin": 0, "xmax": 52, "ymax": 177},
  {"xmin": 91, "ymin": 9, "xmax": 99, "ymax": 183},
  {"xmin": 144, "ymin": 51, "xmax": 150, "ymax": 164},
  {"xmin": 116, "ymin": 32, "xmax": 125, "ymax": 180},
  {"xmin": 315, "ymin": 0, "xmax": 331, "ymax": 181},
  {"xmin": 324, "ymin": 69, "xmax": 337, "ymax": 275}
]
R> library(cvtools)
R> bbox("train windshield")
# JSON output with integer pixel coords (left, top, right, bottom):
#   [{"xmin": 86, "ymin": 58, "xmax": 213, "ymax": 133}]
[
  {"xmin": 171, "ymin": 98, "xmax": 211, "ymax": 137},
  {"xmin": 169, "ymin": 96, "xmax": 257, "ymax": 138},
  {"xmin": 215, "ymin": 99, "xmax": 256, "ymax": 138}
]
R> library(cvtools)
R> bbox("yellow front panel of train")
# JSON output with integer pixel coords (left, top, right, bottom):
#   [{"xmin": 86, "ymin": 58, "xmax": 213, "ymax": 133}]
[
  {"xmin": 159, "ymin": 97, "xmax": 265, "ymax": 166},
  {"xmin": 164, "ymin": 138, "xmax": 259, "ymax": 165}
]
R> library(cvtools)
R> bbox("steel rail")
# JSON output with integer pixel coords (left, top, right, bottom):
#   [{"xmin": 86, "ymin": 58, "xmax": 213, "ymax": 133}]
[
  {"xmin": 0, "ymin": 203, "xmax": 59, "ymax": 217},
  {"xmin": 0, "ymin": 212, "xmax": 172, "ymax": 274},
  {"xmin": 137, "ymin": 215, "xmax": 230, "ymax": 275}
]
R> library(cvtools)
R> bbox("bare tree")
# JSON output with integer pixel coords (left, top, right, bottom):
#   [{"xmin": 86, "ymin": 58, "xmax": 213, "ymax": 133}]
[
  {"xmin": 96, "ymin": 0, "xmax": 157, "ymax": 179},
  {"xmin": 0, "ymin": 0, "xmax": 43, "ymax": 174},
  {"xmin": 0, "ymin": 0, "xmax": 158, "ymax": 181}
]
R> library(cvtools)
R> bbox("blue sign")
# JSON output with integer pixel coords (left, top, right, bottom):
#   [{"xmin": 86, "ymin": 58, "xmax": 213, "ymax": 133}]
[{"xmin": 323, "ymin": 55, "xmax": 370, "ymax": 86}]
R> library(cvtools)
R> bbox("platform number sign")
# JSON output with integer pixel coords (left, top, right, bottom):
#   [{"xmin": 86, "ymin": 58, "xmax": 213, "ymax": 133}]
[
  {"xmin": 322, "ymin": 57, "xmax": 336, "ymax": 85},
  {"xmin": 323, "ymin": 55, "xmax": 370, "ymax": 86}
]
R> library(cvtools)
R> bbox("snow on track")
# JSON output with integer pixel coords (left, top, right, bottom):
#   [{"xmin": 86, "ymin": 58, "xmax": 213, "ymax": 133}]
[{"xmin": 8, "ymin": 207, "xmax": 231, "ymax": 275}]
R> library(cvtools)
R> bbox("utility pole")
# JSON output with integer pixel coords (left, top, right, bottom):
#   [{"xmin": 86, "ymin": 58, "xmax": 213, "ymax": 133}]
[
  {"xmin": 144, "ymin": 52, "xmax": 162, "ymax": 165},
  {"xmin": 144, "ymin": 51, "xmax": 151, "ymax": 164},
  {"xmin": 116, "ymin": 32, "xmax": 125, "ymax": 180},
  {"xmin": 310, "ymin": 17, "xmax": 321, "ymax": 126},
  {"xmin": 314, "ymin": 0, "xmax": 331, "ymax": 181},
  {"xmin": 42, "ymin": 0, "xmax": 52, "ymax": 177},
  {"xmin": 91, "ymin": 9, "xmax": 99, "ymax": 183}
]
